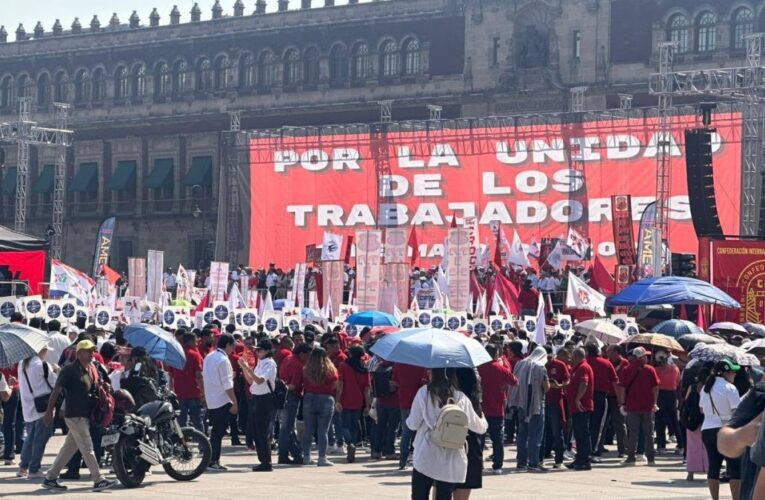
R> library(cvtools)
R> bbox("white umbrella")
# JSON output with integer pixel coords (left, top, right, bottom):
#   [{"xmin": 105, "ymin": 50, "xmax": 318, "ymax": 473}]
[
  {"xmin": 574, "ymin": 319, "xmax": 626, "ymax": 344},
  {"xmin": 744, "ymin": 338, "xmax": 765, "ymax": 356},
  {"xmin": 0, "ymin": 323, "xmax": 50, "ymax": 368},
  {"xmin": 709, "ymin": 322, "xmax": 748, "ymax": 334}
]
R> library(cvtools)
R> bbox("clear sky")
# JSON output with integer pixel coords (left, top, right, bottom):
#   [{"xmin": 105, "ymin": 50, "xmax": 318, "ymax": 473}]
[{"xmin": 1, "ymin": 0, "xmax": 361, "ymax": 33}]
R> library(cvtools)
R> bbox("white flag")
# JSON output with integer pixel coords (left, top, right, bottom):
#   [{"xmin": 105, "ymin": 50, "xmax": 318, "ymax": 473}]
[
  {"xmin": 534, "ymin": 291, "xmax": 546, "ymax": 345},
  {"xmin": 393, "ymin": 303, "xmax": 404, "ymax": 322},
  {"xmin": 545, "ymin": 241, "xmax": 565, "ymax": 270},
  {"xmin": 566, "ymin": 227, "xmax": 589, "ymax": 259},
  {"xmin": 259, "ymin": 290, "xmax": 275, "ymax": 315},
  {"xmin": 509, "ymin": 230, "xmax": 531, "ymax": 268},
  {"xmin": 565, "ymin": 272, "xmax": 606, "ymax": 316},
  {"xmin": 528, "ymin": 238, "xmax": 541, "ymax": 259},
  {"xmin": 50, "ymin": 260, "xmax": 95, "ymax": 306},
  {"xmin": 321, "ymin": 232, "xmax": 343, "ymax": 261},
  {"xmin": 228, "ymin": 282, "xmax": 247, "ymax": 309}
]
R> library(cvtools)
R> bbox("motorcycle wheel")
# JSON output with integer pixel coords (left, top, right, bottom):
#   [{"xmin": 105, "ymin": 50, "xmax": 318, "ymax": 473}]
[
  {"xmin": 112, "ymin": 437, "xmax": 147, "ymax": 488},
  {"xmin": 163, "ymin": 427, "xmax": 212, "ymax": 482}
]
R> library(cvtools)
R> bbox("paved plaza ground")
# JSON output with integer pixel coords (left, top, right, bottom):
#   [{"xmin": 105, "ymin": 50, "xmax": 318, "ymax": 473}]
[{"xmin": 0, "ymin": 434, "xmax": 723, "ymax": 499}]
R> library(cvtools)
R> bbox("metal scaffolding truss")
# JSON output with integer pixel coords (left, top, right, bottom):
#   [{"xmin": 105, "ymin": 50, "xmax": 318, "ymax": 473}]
[
  {"xmin": 649, "ymin": 34, "xmax": 765, "ymax": 236},
  {"xmin": 51, "ymin": 103, "xmax": 70, "ymax": 260}
]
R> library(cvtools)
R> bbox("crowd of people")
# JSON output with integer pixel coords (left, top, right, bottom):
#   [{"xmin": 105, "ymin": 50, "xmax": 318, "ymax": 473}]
[{"xmin": 3, "ymin": 306, "xmax": 765, "ymax": 499}]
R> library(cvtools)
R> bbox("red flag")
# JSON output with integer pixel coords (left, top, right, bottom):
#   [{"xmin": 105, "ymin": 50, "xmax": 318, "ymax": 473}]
[
  {"xmin": 493, "ymin": 224, "xmax": 503, "ymax": 268},
  {"xmin": 590, "ymin": 256, "xmax": 616, "ymax": 295},
  {"xmin": 407, "ymin": 226, "xmax": 419, "ymax": 266},
  {"xmin": 344, "ymin": 235, "xmax": 354, "ymax": 264},
  {"xmin": 450, "ymin": 212, "xmax": 458, "ymax": 228},
  {"xmin": 697, "ymin": 305, "xmax": 707, "ymax": 330},
  {"xmin": 100, "ymin": 264, "xmax": 120, "ymax": 286},
  {"xmin": 192, "ymin": 292, "xmax": 210, "ymax": 316},
  {"xmin": 680, "ymin": 304, "xmax": 688, "ymax": 320},
  {"xmin": 493, "ymin": 269, "xmax": 520, "ymax": 316}
]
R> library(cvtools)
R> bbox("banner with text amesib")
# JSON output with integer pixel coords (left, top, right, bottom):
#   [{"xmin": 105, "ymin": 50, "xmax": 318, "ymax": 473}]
[{"xmin": 92, "ymin": 217, "xmax": 117, "ymax": 278}]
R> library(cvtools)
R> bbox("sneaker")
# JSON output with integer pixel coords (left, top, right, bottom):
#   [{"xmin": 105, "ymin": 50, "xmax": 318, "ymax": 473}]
[
  {"xmin": 317, "ymin": 457, "xmax": 334, "ymax": 467},
  {"xmin": 207, "ymin": 463, "xmax": 228, "ymax": 471},
  {"xmin": 573, "ymin": 464, "xmax": 592, "ymax": 471},
  {"xmin": 16, "ymin": 469, "xmax": 28, "ymax": 478},
  {"xmin": 563, "ymin": 451, "xmax": 575, "ymax": 461},
  {"xmin": 622, "ymin": 457, "xmax": 637, "ymax": 466},
  {"xmin": 93, "ymin": 478, "xmax": 116, "ymax": 491},
  {"xmin": 328, "ymin": 445, "xmax": 343, "ymax": 455},
  {"xmin": 252, "ymin": 464, "xmax": 273, "ymax": 472},
  {"xmin": 552, "ymin": 462, "xmax": 563, "ymax": 469},
  {"xmin": 528, "ymin": 465, "xmax": 548, "ymax": 473},
  {"xmin": 42, "ymin": 479, "xmax": 67, "ymax": 491},
  {"xmin": 398, "ymin": 464, "xmax": 410, "ymax": 472},
  {"xmin": 303, "ymin": 457, "xmax": 314, "ymax": 466},
  {"xmin": 384, "ymin": 453, "xmax": 400, "ymax": 461},
  {"xmin": 591, "ymin": 456, "xmax": 602, "ymax": 464},
  {"xmin": 515, "ymin": 465, "xmax": 527, "ymax": 472},
  {"xmin": 491, "ymin": 468, "xmax": 503, "ymax": 475},
  {"xmin": 28, "ymin": 471, "xmax": 45, "ymax": 479},
  {"xmin": 4, "ymin": 459, "xmax": 15, "ymax": 466}
]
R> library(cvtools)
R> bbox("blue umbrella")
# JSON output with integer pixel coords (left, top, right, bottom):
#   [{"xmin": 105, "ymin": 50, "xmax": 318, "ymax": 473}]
[
  {"xmin": 653, "ymin": 319, "xmax": 703, "ymax": 338},
  {"xmin": 370, "ymin": 328, "xmax": 491, "ymax": 368},
  {"xmin": 346, "ymin": 310, "xmax": 399, "ymax": 327},
  {"xmin": 607, "ymin": 276, "xmax": 740, "ymax": 308},
  {"xmin": 123, "ymin": 323, "xmax": 186, "ymax": 369}
]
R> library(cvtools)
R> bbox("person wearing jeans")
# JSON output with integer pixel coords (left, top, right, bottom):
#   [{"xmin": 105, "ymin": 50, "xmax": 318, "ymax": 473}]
[
  {"xmin": 617, "ymin": 347, "xmax": 659, "ymax": 465},
  {"xmin": 392, "ymin": 362, "xmax": 427, "ymax": 469},
  {"xmin": 336, "ymin": 345, "xmax": 371, "ymax": 463},
  {"xmin": 565, "ymin": 348, "xmax": 594, "ymax": 471},
  {"xmin": 513, "ymin": 346, "xmax": 550, "ymax": 471},
  {"xmin": 18, "ymin": 349, "xmax": 56, "ymax": 477},
  {"xmin": 544, "ymin": 349, "xmax": 570, "ymax": 467},
  {"xmin": 170, "ymin": 333, "xmax": 206, "ymax": 433},
  {"xmin": 585, "ymin": 343, "xmax": 618, "ymax": 460},
  {"xmin": 278, "ymin": 344, "xmax": 310, "ymax": 464},
  {"xmin": 301, "ymin": 347, "xmax": 338, "ymax": 466},
  {"xmin": 179, "ymin": 398, "xmax": 204, "ymax": 432},
  {"xmin": 1, "ymin": 387, "xmax": 23, "ymax": 464},
  {"xmin": 543, "ymin": 402, "xmax": 565, "ymax": 466},
  {"xmin": 478, "ymin": 343, "xmax": 517, "ymax": 473}
]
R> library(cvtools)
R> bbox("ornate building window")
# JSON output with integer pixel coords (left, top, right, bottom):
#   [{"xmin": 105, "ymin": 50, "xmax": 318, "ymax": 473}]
[
  {"xmin": 53, "ymin": 71, "xmax": 68, "ymax": 102},
  {"xmin": 257, "ymin": 51, "xmax": 276, "ymax": 88},
  {"xmin": 667, "ymin": 14, "xmax": 689, "ymax": 54},
  {"xmin": 172, "ymin": 60, "xmax": 187, "ymax": 95},
  {"xmin": 154, "ymin": 62, "xmax": 169, "ymax": 97},
  {"xmin": 16, "ymin": 75, "xmax": 30, "ymax": 99},
  {"xmin": 380, "ymin": 40, "xmax": 398, "ymax": 78},
  {"xmin": 92, "ymin": 68, "xmax": 106, "ymax": 101},
  {"xmin": 196, "ymin": 58, "xmax": 212, "ymax": 92},
  {"xmin": 131, "ymin": 65, "xmax": 146, "ymax": 98},
  {"xmin": 303, "ymin": 47, "xmax": 320, "ymax": 85},
  {"xmin": 402, "ymin": 38, "xmax": 420, "ymax": 76},
  {"xmin": 732, "ymin": 8, "xmax": 754, "ymax": 50},
  {"xmin": 214, "ymin": 55, "xmax": 231, "ymax": 90},
  {"xmin": 696, "ymin": 11, "xmax": 717, "ymax": 53},
  {"xmin": 114, "ymin": 66, "xmax": 128, "ymax": 99},
  {"xmin": 36, "ymin": 73, "xmax": 49, "ymax": 106},
  {"xmin": 351, "ymin": 43, "xmax": 369, "ymax": 80},
  {"xmin": 283, "ymin": 49, "xmax": 301, "ymax": 86},
  {"xmin": 0, "ymin": 77, "xmax": 11, "ymax": 109},
  {"xmin": 329, "ymin": 45, "xmax": 348, "ymax": 83},
  {"xmin": 239, "ymin": 53, "xmax": 255, "ymax": 88},
  {"xmin": 74, "ymin": 70, "xmax": 90, "ymax": 103}
]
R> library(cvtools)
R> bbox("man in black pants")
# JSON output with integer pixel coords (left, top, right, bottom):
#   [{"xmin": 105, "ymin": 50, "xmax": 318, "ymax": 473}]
[{"xmin": 202, "ymin": 334, "xmax": 238, "ymax": 471}]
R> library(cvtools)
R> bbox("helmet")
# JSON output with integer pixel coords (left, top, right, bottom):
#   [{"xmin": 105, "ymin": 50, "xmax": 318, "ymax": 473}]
[{"xmin": 113, "ymin": 388, "xmax": 136, "ymax": 415}]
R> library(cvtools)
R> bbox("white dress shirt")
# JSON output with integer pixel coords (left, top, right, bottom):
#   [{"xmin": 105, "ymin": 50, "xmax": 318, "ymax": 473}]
[
  {"xmin": 17, "ymin": 356, "xmax": 57, "ymax": 422},
  {"xmin": 249, "ymin": 357, "xmax": 277, "ymax": 396},
  {"xmin": 45, "ymin": 332, "xmax": 70, "ymax": 365},
  {"xmin": 202, "ymin": 349, "xmax": 234, "ymax": 410}
]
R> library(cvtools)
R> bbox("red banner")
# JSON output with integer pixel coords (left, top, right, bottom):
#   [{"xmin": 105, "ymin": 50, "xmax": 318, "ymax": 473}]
[
  {"xmin": 611, "ymin": 195, "xmax": 636, "ymax": 266},
  {"xmin": 711, "ymin": 240, "xmax": 765, "ymax": 323},
  {"xmin": 249, "ymin": 114, "xmax": 742, "ymax": 268},
  {"xmin": 0, "ymin": 250, "xmax": 46, "ymax": 295}
]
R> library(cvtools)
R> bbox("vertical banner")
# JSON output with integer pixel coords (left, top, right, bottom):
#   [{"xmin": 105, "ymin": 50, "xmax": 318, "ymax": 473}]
[
  {"xmin": 209, "ymin": 261, "xmax": 230, "ymax": 302},
  {"xmin": 488, "ymin": 222, "xmax": 510, "ymax": 266},
  {"xmin": 384, "ymin": 228, "xmax": 408, "ymax": 264},
  {"xmin": 611, "ymin": 195, "xmax": 636, "ymax": 266},
  {"xmin": 614, "ymin": 265, "xmax": 633, "ymax": 294},
  {"xmin": 447, "ymin": 228, "xmax": 471, "ymax": 312},
  {"xmin": 176, "ymin": 264, "xmax": 189, "ymax": 301},
  {"xmin": 91, "ymin": 217, "xmax": 117, "ymax": 278},
  {"xmin": 355, "ymin": 230, "xmax": 383, "ymax": 311},
  {"xmin": 321, "ymin": 260, "xmax": 344, "ymax": 317},
  {"xmin": 146, "ymin": 250, "xmax": 163, "ymax": 304},
  {"xmin": 637, "ymin": 202, "xmax": 657, "ymax": 277},
  {"xmin": 384, "ymin": 262, "xmax": 410, "ymax": 312},
  {"xmin": 464, "ymin": 217, "xmax": 480, "ymax": 270},
  {"xmin": 293, "ymin": 263, "xmax": 308, "ymax": 308},
  {"xmin": 127, "ymin": 258, "xmax": 146, "ymax": 298}
]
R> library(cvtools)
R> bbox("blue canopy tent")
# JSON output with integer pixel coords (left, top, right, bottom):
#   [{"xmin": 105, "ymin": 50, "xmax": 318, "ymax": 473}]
[{"xmin": 607, "ymin": 276, "xmax": 740, "ymax": 309}]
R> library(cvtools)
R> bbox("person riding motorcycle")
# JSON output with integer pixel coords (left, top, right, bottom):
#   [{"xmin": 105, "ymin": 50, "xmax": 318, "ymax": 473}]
[{"xmin": 120, "ymin": 347, "xmax": 164, "ymax": 408}]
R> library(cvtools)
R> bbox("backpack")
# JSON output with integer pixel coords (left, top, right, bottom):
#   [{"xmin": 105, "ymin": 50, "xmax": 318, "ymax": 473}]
[
  {"xmin": 267, "ymin": 378, "xmax": 288, "ymax": 410},
  {"xmin": 372, "ymin": 366, "xmax": 394, "ymax": 398},
  {"xmin": 680, "ymin": 386, "xmax": 704, "ymax": 432},
  {"xmin": 89, "ymin": 364, "xmax": 115, "ymax": 427},
  {"xmin": 430, "ymin": 397, "xmax": 470, "ymax": 450}
]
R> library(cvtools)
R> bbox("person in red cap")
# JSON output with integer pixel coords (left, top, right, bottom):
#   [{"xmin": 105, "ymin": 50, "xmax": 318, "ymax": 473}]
[{"xmin": 618, "ymin": 346, "xmax": 659, "ymax": 466}]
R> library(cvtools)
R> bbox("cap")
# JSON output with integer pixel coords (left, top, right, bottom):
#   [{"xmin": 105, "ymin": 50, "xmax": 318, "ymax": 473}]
[
  {"xmin": 255, "ymin": 339, "xmax": 273, "ymax": 351},
  {"xmin": 716, "ymin": 358, "xmax": 741, "ymax": 373},
  {"xmin": 76, "ymin": 339, "xmax": 97, "ymax": 352},
  {"xmin": 630, "ymin": 346, "xmax": 647, "ymax": 359}
]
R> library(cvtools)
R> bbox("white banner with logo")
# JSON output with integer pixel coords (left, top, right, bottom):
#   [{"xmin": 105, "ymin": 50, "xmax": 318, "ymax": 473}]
[
  {"xmin": 446, "ymin": 228, "xmax": 470, "ymax": 312},
  {"xmin": 384, "ymin": 228, "xmax": 408, "ymax": 264},
  {"xmin": 146, "ymin": 250, "xmax": 164, "ymax": 304},
  {"xmin": 209, "ymin": 262, "xmax": 229, "ymax": 302},
  {"xmin": 355, "ymin": 230, "xmax": 383, "ymax": 311}
]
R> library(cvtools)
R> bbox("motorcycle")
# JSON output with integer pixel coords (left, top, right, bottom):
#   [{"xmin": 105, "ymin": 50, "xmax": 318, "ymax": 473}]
[{"xmin": 101, "ymin": 388, "xmax": 211, "ymax": 488}]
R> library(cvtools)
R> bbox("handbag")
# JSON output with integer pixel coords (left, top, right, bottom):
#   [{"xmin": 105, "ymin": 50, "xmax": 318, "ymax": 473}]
[{"xmin": 22, "ymin": 361, "xmax": 60, "ymax": 413}]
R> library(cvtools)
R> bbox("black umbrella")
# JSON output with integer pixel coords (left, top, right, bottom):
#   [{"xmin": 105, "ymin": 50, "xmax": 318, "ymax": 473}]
[{"xmin": 677, "ymin": 333, "xmax": 726, "ymax": 352}]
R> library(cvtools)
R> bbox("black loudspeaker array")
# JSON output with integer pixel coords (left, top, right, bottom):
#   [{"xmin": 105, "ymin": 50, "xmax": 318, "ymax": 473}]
[{"xmin": 684, "ymin": 128, "xmax": 723, "ymax": 238}]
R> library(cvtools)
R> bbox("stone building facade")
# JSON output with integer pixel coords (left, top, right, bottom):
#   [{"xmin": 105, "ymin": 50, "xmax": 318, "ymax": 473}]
[{"xmin": 0, "ymin": 0, "xmax": 760, "ymax": 271}]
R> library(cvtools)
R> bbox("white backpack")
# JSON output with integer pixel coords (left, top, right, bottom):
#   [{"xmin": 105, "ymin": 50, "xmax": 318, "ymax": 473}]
[{"xmin": 430, "ymin": 397, "xmax": 469, "ymax": 450}]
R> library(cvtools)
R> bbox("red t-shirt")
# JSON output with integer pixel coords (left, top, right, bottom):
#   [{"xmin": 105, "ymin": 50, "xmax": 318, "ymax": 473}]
[
  {"xmin": 478, "ymin": 359, "xmax": 517, "ymax": 417},
  {"xmin": 392, "ymin": 363, "xmax": 427, "ymax": 410},
  {"xmin": 587, "ymin": 355, "xmax": 618, "ymax": 394},
  {"xmin": 275, "ymin": 347, "xmax": 292, "ymax": 366},
  {"xmin": 546, "ymin": 358, "xmax": 570, "ymax": 406},
  {"xmin": 279, "ymin": 355, "xmax": 305, "ymax": 397},
  {"xmin": 329, "ymin": 350, "xmax": 348, "ymax": 370},
  {"xmin": 303, "ymin": 370, "xmax": 338, "ymax": 396},
  {"xmin": 339, "ymin": 362, "xmax": 370, "ymax": 410},
  {"xmin": 170, "ymin": 347, "xmax": 203, "ymax": 400},
  {"xmin": 619, "ymin": 362, "xmax": 660, "ymax": 413},
  {"xmin": 519, "ymin": 288, "xmax": 539, "ymax": 310},
  {"xmin": 0, "ymin": 366, "xmax": 18, "ymax": 391},
  {"xmin": 567, "ymin": 360, "xmax": 594, "ymax": 414},
  {"xmin": 655, "ymin": 364, "xmax": 680, "ymax": 391}
]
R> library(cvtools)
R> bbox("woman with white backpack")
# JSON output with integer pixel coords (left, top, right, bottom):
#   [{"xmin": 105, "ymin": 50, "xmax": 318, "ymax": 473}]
[{"xmin": 406, "ymin": 368, "xmax": 488, "ymax": 500}]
